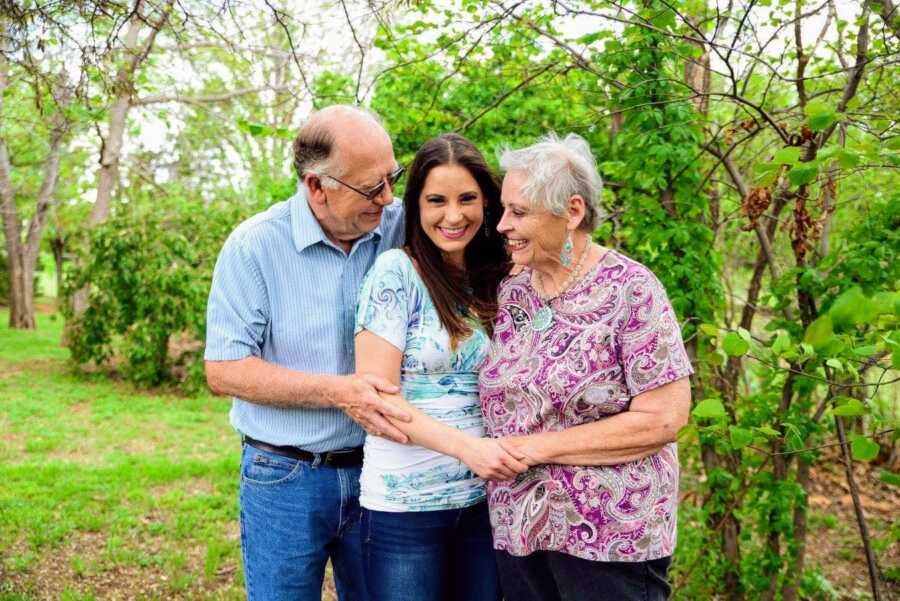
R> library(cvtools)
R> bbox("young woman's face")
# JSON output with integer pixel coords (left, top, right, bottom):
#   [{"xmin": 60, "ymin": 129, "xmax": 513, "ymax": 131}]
[{"xmin": 418, "ymin": 163, "xmax": 485, "ymax": 267}]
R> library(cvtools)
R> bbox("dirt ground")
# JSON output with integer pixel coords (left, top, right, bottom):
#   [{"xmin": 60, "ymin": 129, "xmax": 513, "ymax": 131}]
[
  {"xmin": 802, "ymin": 451, "xmax": 899, "ymax": 600},
  {"xmin": 3, "ymin": 463, "xmax": 895, "ymax": 600}
]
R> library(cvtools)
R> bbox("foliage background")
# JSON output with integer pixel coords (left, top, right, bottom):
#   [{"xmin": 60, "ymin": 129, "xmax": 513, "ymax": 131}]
[{"xmin": 1, "ymin": 0, "xmax": 898, "ymax": 599}]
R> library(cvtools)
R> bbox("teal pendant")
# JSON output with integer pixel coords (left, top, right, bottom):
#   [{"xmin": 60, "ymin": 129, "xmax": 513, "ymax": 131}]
[{"xmin": 532, "ymin": 306, "xmax": 553, "ymax": 331}]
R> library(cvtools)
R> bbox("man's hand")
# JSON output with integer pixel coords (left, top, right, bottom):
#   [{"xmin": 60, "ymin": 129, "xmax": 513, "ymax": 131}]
[{"xmin": 330, "ymin": 374, "xmax": 411, "ymax": 443}]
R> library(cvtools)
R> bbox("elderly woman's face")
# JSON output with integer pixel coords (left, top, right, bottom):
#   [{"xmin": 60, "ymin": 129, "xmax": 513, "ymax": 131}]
[{"xmin": 498, "ymin": 170, "xmax": 569, "ymax": 269}]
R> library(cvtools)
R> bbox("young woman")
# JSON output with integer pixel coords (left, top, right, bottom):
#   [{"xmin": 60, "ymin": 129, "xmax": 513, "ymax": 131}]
[{"xmin": 354, "ymin": 133, "xmax": 527, "ymax": 601}]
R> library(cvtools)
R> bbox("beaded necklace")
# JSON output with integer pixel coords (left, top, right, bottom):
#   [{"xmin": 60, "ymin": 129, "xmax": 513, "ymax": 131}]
[{"xmin": 530, "ymin": 239, "xmax": 590, "ymax": 331}]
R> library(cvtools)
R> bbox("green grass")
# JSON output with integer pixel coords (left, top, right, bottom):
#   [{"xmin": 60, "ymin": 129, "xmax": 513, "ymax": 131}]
[
  {"xmin": 0, "ymin": 309, "xmax": 245, "ymax": 599},
  {"xmin": 0, "ymin": 311, "xmax": 68, "ymax": 364}
]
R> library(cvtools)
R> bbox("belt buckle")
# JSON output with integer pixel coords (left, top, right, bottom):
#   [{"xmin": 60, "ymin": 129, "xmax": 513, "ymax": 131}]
[{"xmin": 321, "ymin": 452, "xmax": 338, "ymax": 467}]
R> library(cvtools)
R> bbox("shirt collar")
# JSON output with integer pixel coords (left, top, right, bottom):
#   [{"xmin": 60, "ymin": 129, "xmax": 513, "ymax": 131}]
[{"xmin": 290, "ymin": 186, "xmax": 384, "ymax": 255}]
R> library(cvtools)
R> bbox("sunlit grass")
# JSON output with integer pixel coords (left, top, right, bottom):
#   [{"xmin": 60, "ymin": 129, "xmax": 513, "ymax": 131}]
[{"xmin": 0, "ymin": 309, "xmax": 246, "ymax": 599}]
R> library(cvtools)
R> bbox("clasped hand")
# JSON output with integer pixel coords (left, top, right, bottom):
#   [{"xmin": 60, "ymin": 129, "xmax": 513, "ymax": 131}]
[
  {"xmin": 459, "ymin": 437, "xmax": 534, "ymax": 482},
  {"xmin": 331, "ymin": 373, "xmax": 412, "ymax": 443}
]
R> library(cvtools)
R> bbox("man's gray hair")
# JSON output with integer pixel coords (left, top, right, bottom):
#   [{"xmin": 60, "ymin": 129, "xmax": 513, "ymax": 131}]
[
  {"xmin": 292, "ymin": 105, "xmax": 385, "ymax": 190},
  {"xmin": 499, "ymin": 133, "xmax": 604, "ymax": 231}
]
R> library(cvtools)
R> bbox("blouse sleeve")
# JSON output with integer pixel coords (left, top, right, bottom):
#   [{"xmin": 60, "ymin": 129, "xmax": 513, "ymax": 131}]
[
  {"xmin": 617, "ymin": 268, "xmax": 694, "ymax": 397},
  {"xmin": 355, "ymin": 250, "xmax": 412, "ymax": 352}
]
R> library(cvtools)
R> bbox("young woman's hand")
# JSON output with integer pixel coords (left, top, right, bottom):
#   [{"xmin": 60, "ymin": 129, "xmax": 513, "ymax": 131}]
[
  {"xmin": 498, "ymin": 436, "xmax": 542, "ymax": 467},
  {"xmin": 457, "ymin": 437, "xmax": 530, "ymax": 481}
]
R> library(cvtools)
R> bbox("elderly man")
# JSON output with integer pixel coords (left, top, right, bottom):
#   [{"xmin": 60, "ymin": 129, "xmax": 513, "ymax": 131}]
[{"xmin": 205, "ymin": 105, "xmax": 409, "ymax": 600}]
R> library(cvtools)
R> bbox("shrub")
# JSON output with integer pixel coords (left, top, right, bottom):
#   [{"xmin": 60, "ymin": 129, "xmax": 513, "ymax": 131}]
[{"xmin": 65, "ymin": 201, "xmax": 254, "ymax": 389}]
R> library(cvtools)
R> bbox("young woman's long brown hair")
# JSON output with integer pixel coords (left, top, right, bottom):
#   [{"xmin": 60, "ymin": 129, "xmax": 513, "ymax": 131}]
[{"xmin": 403, "ymin": 134, "xmax": 510, "ymax": 342}]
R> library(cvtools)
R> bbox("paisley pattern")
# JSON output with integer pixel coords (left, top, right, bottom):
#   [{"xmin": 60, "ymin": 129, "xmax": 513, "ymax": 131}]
[
  {"xmin": 479, "ymin": 250, "xmax": 693, "ymax": 561},
  {"xmin": 356, "ymin": 249, "xmax": 490, "ymax": 512}
]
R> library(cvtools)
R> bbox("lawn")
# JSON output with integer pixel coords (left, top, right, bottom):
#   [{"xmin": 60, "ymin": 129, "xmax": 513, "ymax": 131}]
[
  {"xmin": 0, "ymin": 310, "xmax": 245, "ymax": 599},
  {"xmin": 1, "ymin": 310, "xmax": 895, "ymax": 600}
]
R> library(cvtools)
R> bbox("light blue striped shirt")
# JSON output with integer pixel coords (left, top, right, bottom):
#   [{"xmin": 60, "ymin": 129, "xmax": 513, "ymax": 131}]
[{"xmin": 204, "ymin": 188, "xmax": 404, "ymax": 451}]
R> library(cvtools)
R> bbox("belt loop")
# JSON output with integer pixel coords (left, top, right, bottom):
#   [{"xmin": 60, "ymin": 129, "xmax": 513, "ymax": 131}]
[{"xmin": 311, "ymin": 452, "xmax": 323, "ymax": 468}]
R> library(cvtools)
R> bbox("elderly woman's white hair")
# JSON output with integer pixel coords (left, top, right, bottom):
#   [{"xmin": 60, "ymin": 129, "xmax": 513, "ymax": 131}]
[{"xmin": 499, "ymin": 133, "xmax": 604, "ymax": 232}]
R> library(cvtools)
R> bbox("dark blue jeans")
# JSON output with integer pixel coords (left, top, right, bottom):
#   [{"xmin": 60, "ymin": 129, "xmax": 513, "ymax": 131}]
[
  {"xmin": 361, "ymin": 501, "xmax": 501, "ymax": 601},
  {"xmin": 495, "ymin": 550, "xmax": 672, "ymax": 601},
  {"xmin": 239, "ymin": 443, "xmax": 367, "ymax": 601}
]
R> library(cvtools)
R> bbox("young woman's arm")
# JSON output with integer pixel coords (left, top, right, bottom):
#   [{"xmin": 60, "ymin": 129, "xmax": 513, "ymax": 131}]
[{"xmin": 355, "ymin": 329, "xmax": 528, "ymax": 481}]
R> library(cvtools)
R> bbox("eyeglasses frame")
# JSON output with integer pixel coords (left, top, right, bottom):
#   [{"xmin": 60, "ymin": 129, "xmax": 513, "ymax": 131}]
[{"xmin": 318, "ymin": 166, "xmax": 405, "ymax": 202}]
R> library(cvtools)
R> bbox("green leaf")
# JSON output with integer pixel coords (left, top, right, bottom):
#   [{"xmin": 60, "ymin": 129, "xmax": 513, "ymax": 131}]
[
  {"xmin": 754, "ymin": 162, "xmax": 779, "ymax": 173},
  {"xmin": 755, "ymin": 426, "xmax": 780, "ymax": 438},
  {"xmin": 825, "ymin": 358, "xmax": 843, "ymax": 371},
  {"xmin": 885, "ymin": 137, "xmax": 900, "ymax": 151},
  {"xmin": 729, "ymin": 426, "xmax": 754, "ymax": 449},
  {"xmin": 805, "ymin": 100, "xmax": 837, "ymax": 131},
  {"xmin": 774, "ymin": 147, "xmax": 801, "ymax": 164},
  {"xmin": 722, "ymin": 332, "xmax": 750, "ymax": 356},
  {"xmin": 817, "ymin": 146, "xmax": 841, "ymax": 161},
  {"xmin": 772, "ymin": 146, "xmax": 800, "ymax": 165},
  {"xmin": 706, "ymin": 348, "xmax": 726, "ymax": 367},
  {"xmin": 803, "ymin": 315, "xmax": 833, "ymax": 350},
  {"xmin": 879, "ymin": 470, "xmax": 900, "ymax": 487},
  {"xmin": 829, "ymin": 287, "xmax": 868, "ymax": 329},
  {"xmin": 699, "ymin": 323, "xmax": 719, "ymax": 337},
  {"xmin": 850, "ymin": 435, "xmax": 880, "ymax": 462},
  {"xmin": 852, "ymin": 345, "xmax": 878, "ymax": 357},
  {"xmin": 837, "ymin": 149, "xmax": 861, "ymax": 169},
  {"xmin": 832, "ymin": 397, "xmax": 867, "ymax": 417},
  {"xmin": 870, "ymin": 291, "xmax": 898, "ymax": 316},
  {"xmin": 758, "ymin": 169, "xmax": 780, "ymax": 187},
  {"xmin": 788, "ymin": 164, "xmax": 818, "ymax": 186},
  {"xmin": 692, "ymin": 398, "xmax": 727, "ymax": 420},
  {"xmin": 771, "ymin": 333, "xmax": 791, "ymax": 356},
  {"xmin": 677, "ymin": 423, "xmax": 697, "ymax": 442}
]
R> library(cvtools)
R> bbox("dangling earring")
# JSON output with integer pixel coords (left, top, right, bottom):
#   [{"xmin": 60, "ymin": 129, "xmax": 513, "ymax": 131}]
[
  {"xmin": 483, "ymin": 209, "xmax": 490, "ymax": 239},
  {"xmin": 560, "ymin": 233, "xmax": 573, "ymax": 266}
]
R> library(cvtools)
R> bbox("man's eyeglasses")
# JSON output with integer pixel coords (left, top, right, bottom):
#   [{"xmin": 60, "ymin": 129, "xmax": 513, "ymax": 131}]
[{"xmin": 320, "ymin": 166, "xmax": 405, "ymax": 202}]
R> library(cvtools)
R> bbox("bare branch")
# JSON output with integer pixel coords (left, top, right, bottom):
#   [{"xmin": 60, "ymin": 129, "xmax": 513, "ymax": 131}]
[
  {"xmin": 339, "ymin": 0, "xmax": 366, "ymax": 103},
  {"xmin": 134, "ymin": 84, "xmax": 296, "ymax": 106}
]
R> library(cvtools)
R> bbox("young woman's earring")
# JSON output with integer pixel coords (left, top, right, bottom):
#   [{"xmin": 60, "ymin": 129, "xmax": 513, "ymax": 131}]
[
  {"xmin": 483, "ymin": 210, "xmax": 490, "ymax": 238},
  {"xmin": 560, "ymin": 233, "xmax": 573, "ymax": 266}
]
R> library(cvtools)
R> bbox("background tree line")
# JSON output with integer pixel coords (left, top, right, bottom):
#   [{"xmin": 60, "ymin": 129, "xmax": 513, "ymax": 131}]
[{"xmin": 1, "ymin": 0, "xmax": 897, "ymax": 598}]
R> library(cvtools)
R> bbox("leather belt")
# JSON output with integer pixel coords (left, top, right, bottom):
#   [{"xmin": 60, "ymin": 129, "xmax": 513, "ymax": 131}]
[{"xmin": 243, "ymin": 436, "xmax": 364, "ymax": 468}]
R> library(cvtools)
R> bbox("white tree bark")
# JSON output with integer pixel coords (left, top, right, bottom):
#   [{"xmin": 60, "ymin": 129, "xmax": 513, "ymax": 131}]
[
  {"xmin": 71, "ymin": 0, "xmax": 174, "ymax": 318},
  {"xmin": 88, "ymin": 0, "xmax": 173, "ymax": 227},
  {"xmin": 0, "ymin": 56, "xmax": 71, "ymax": 328}
]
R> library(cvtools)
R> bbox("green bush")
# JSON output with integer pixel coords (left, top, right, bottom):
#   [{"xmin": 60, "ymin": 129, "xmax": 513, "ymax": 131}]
[{"xmin": 65, "ymin": 201, "xmax": 255, "ymax": 389}]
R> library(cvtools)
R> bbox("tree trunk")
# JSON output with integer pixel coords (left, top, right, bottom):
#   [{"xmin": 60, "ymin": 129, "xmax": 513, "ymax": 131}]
[
  {"xmin": 50, "ymin": 234, "xmax": 65, "ymax": 305},
  {"xmin": 0, "ymin": 57, "xmax": 69, "ymax": 328},
  {"xmin": 72, "ymin": 0, "xmax": 173, "ymax": 316}
]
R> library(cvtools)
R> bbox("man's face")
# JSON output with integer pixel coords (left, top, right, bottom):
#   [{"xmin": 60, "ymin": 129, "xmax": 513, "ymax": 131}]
[{"xmin": 317, "ymin": 129, "xmax": 398, "ymax": 244}]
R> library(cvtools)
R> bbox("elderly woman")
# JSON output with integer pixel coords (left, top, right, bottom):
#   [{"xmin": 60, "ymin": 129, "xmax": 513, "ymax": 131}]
[{"xmin": 479, "ymin": 133, "xmax": 693, "ymax": 601}]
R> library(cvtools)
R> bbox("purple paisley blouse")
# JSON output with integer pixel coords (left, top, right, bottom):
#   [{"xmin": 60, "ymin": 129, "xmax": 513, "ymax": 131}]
[{"xmin": 479, "ymin": 250, "xmax": 693, "ymax": 562}]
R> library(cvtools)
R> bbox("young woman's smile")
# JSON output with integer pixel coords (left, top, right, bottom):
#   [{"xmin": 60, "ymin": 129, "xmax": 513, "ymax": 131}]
[{"xmin": 419, "ymin": 164, "xmax": 485, "ymax": 267}]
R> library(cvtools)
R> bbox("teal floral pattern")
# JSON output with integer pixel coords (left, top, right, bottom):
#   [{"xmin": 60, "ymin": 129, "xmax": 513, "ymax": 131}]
[{"xmin": 355, "ymin": 249, "xmax": 489, "ymax": 512}]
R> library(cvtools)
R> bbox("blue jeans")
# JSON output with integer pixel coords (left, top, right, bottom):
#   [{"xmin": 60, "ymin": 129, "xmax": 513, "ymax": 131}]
[
  {"xmin": 361, "ymin": 501, "xmax": 501, "ymax": 601},
  {"xmin": 239, "ymin": 443, "xmax": 367, "ymax": 601}
]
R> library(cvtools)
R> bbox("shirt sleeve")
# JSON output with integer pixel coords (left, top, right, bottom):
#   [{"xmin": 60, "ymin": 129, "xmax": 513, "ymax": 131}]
[
  {"xmin": 204, "ymin": 234, "xmax": 270, "ymax": 361},
  {"xmin": 354, "ymin": 251, "xmax": 411, "ymax": 352},
  {"xmin": 617, "ymin": 269, "xmax": 694, "ymax": 397}
]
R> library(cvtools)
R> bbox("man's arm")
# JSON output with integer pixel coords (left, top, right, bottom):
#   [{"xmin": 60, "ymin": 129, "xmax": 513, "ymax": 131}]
[
  {"xmin": 499, "ymin": 377, "xmax": 691, "ymax": 466},
  {"xmin": 205, "ymin": 357, "xmax": 411, "ymax": 443}
]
